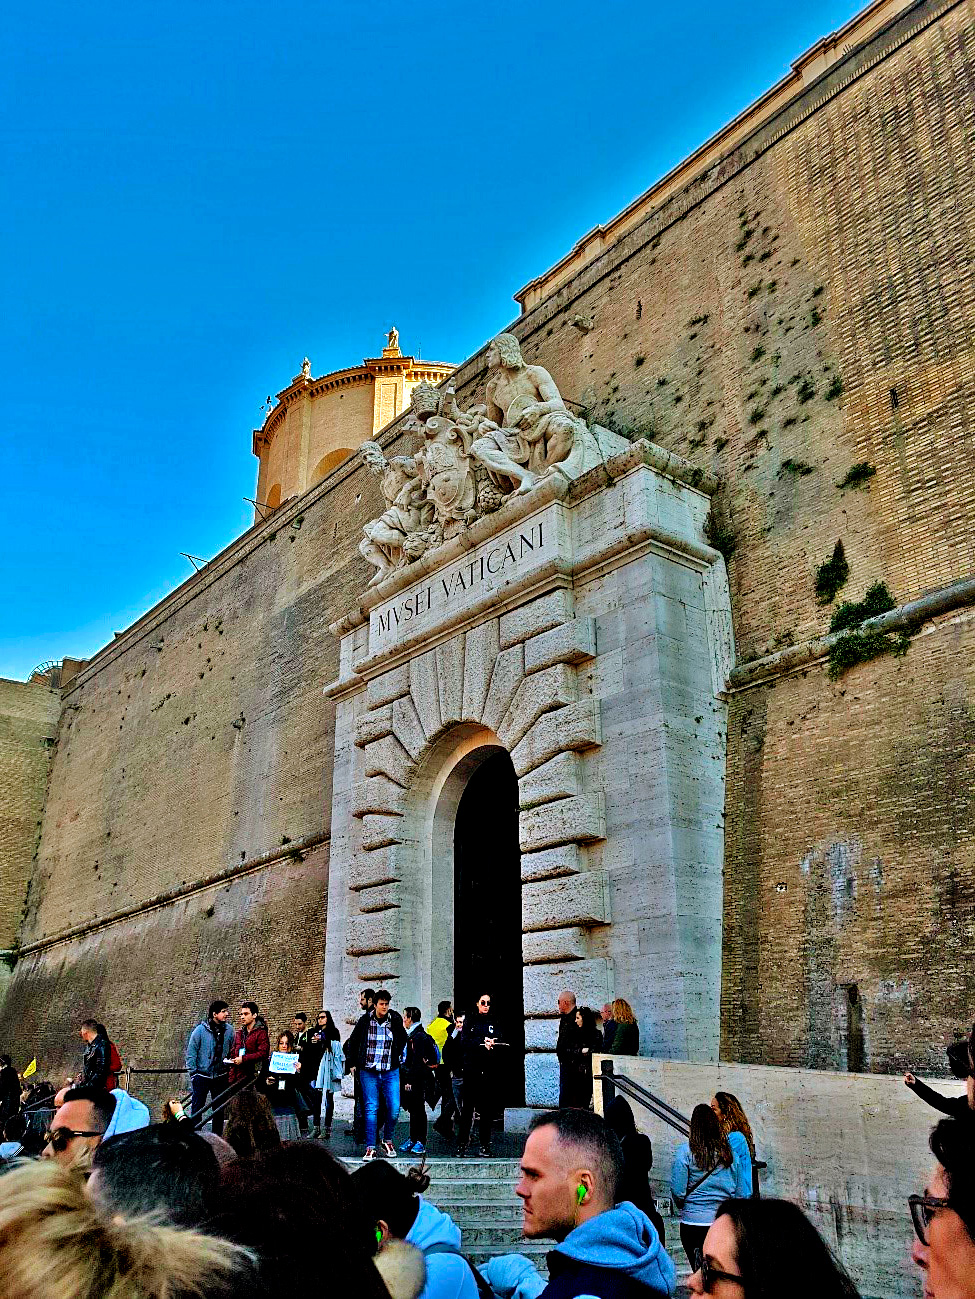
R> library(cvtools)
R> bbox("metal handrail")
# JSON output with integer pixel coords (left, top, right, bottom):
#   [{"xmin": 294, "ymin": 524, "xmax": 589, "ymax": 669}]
[
  {"xmin": 596, "ymin": 1061, "xmax": 691, "ymax": 1136},
  {"xmin": 188, "ymin": 1069, "xmax": 263, "ymax": 1128}
]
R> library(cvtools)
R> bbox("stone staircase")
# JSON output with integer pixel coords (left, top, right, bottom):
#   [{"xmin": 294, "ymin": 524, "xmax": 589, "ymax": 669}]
[{"xmin": 347, "ymin": 1156, "xmax": 689, "ymax": 1287}]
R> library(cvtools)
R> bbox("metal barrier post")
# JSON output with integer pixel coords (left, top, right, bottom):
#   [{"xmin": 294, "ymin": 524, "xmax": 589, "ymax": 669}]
[{"xmin": 600, "ymin": 1058, "xmax": 616, "ymax": 1111}]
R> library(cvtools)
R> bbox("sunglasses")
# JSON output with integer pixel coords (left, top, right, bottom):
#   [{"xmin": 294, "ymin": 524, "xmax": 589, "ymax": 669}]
[
  {"xmin": 909, "ymin": 1194, "xmax": 951, "ymax": 1244},
  {"xmin": 692, "ymin": 1250, "xmax": 743, "ymax": 1292},
  {"xmin": 44, "ymin": 1127, "xmax": 101, "ymax": 1152},
  {"xmin": 479, "ymin": 999, "xmax": 491, "ymax": 1005}
]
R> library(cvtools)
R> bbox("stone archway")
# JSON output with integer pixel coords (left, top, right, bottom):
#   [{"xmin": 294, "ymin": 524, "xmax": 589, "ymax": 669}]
[{"xmin": 324, "ymin": 455, "xmax": 734, "ymax": 1103}]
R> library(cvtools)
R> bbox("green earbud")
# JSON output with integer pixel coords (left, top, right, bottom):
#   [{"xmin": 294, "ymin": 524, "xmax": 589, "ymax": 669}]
[
  {"xmin": 577, "ymin": 1184, "xmax": 586, "ymax": 1206},
  {"xmin": 376, "ymin": 1228, "xmax": 383, "ymax": 1246}
]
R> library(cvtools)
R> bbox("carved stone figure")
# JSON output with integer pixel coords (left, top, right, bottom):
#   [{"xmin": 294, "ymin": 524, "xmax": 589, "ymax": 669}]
[
  {"xmin": 410, "ymin": 384, "xmax": 478, "ymax": 538},
  {"xmin": 387, "ymin": 325, "xmax": 399, "ymax": 351},
  {"xmin": 300, "ymin": 357, "xmax": 312, "ymax": 379},
  {"xmin": 356, "ymin": 341, "xmax": 628, "ymax": 586},
  {"xmin": 358, "ymin": 441, "xmax": 434, "ymax": 585},
  {"xmin": 470, "ymin": 333, "xmax": 591, "ymax": 495}
]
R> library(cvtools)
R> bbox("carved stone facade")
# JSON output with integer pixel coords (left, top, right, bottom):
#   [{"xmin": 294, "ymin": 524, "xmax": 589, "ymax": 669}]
[{"xmin": 326, "ymin": 438, "xmax": 733, "ymax": 1102}]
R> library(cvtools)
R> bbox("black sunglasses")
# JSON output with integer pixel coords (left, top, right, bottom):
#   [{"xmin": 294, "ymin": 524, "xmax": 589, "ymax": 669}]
[
  {"xmin": 44, "ymin": 1127, "xmax": 101, "ymax": 1152},
  {"xmin": 909, "ymin": 1193, "xmax": 951, "ymax": 1244},
  {"xmin": 693, "ymin": 1249, "xmax": 743, "ymax": 1292}
]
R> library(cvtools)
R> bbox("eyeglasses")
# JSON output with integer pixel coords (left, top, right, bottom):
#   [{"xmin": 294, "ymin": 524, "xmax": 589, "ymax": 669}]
[
  {"xmin": 909, "ymin": 1194, "xmax": 951, "ymax": 1244},
  {"xmin": 44, "ymin": 1127, "xmax": 101, "ymax": 1153},
  {"xmin": 692, "ymin": 1250, "xmax": 743, "ymax": 1292},
  {"xmin": 479, "ymin": 998, "xmax": 491, "ymax": 1005}
]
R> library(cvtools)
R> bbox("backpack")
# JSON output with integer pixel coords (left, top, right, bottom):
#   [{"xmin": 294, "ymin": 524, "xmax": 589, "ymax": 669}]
[
  {"xmin": 422, "ymin": 1243, "xmax": 494, "ymax": 1299},
  {"xmin": 107, "ymin": 1042, "xmax": 123, "ymax": 1090}
]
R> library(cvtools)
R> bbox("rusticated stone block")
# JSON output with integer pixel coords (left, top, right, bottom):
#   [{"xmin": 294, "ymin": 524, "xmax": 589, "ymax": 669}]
[
  {"xmin": 511, "ymin": 700, "xmax": 601, "ymax": 777},
  {"xmin": 524, "ymin": 1019, "xmax": 560, "ymax": 1051},
  {"xmin": 352, "ymin": 955, "xmax": 400, "ymax": 984},
  {"xmin": 354, "ymin": 704, "xmax": 393, "ymax": 749},
  {"xmin": 436, "ymin": 635, "xmax": 465, "ymax": 727},
  {"xmin": 362, "ymin": 735, "xmax": 415, "ymax": 788},
  {"xmin": 525, "ymin": 1053, "xmax": 559, "ymax": 1106},
  {"xmin": 462, "ymin": 618, "xmax": 500, "ymax": 721},
  {"xmin": 520, "ymin": 792, "xmax": 606, "ymax": 853},
  {"xmin": 349, "ymin": 844, "xmax": 402, "ymax": 891},
  {"xmin": 520, "ymin": 844, "xmax": 584, "ymax": 882},
  {"xmin": 366, "ymin": 663, "xmax": 410, "ymax": 710},
  {"xmin": 346, "ymin": 909, "xmax": 401, "ymax": 956},
  {"xmin": 500, "ymin": 588, "xmax": 574, "ymax": 649},
  {"xmin": 525, "ymin": 618, "xmax": 596, "ymax": 675},
  {"xmin": 350, "ymin": 776, "xmax": 405, "ymax": 819},
  {"xmin": 523, "ymin": 926, "xmax": 589, "ymax": 964},
  {"xmin": 409, "ymin": 650, "xmax": 442, "ymax": 739},
  {"xmin": 522, "ymin": 870, "xmax": 611, "ymax": 932},
  {"xmin": 519, "ymin": 751, "xmax": 582, "ymax": 810},
  {"xmin": 523, "ymin": 958, "xmax": 611, "ymax": 1017},
  {"xmin": 481, "ymin": 644, "xmax": 524, "ymax": 734},
  {"xmin": 356, "ymin": 880, "xmax": 401, "ymax": 913},
  {"xmin": 391, "ymin": 694, "xmax": 427, "ymax": 762},
  {"xmin": 497, "ymin": 663, "xmax": 577, "ymax": 751},
  {"xmin": 359, "ymin": 814, "xmax": 404, "ymax": 852}
]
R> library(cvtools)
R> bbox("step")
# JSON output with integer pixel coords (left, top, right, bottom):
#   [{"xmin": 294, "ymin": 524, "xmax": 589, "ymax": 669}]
[
  {"xmin": 428, "ymin": 1201, "xmax": 524, "ymax": 1224},
  {"xmin": 424, "ymin": 1178, "xmax": 519, "ymax": 1202},
  {"xmin": 344, "ymin": 1156, "xmax": 521, "ymax": 1180}
]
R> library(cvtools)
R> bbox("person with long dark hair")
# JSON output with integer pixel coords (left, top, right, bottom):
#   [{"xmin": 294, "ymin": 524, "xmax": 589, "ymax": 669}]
[
  {"xmin": 457, "ymin": 993, "xmax": 505, "ymax": 1157},
  {"xmin": 312, "ymin": 1010, "xmax": 343, "ymax": 1140},
  {"xmin": 671, "ymin": 1103, "xmax": 749, "ymax": 1266},
  {"xmin": 352, "ymin": 1160, "xmax": 479, "ymax": 1299},
  {"xmin": 604, "ymin": 1096, "xmax": 666, "ymax": 1246},
  {"xmin": 564, "ymin": 1007, "xmax": 602, "ymax": 1109},
  {"xmin": 258, "ymin": 1032, "xmax": 302, "ymax": 1141},
  {"xmin": 687, "ymin": 1197, "xmax": 860, "ymax": 1298}
]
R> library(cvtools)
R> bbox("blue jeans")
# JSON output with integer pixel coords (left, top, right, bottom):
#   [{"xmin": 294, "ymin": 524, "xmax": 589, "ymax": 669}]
[{"xmin": 361, "ymin": 1067, "xmax": 400, "ymax": 1147}]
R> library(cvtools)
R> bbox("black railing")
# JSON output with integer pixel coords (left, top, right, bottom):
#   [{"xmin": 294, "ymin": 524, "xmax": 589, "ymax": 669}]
[{"xmin": 596, "ymin": 1060, "xmax": 767, "ymax": 1194}]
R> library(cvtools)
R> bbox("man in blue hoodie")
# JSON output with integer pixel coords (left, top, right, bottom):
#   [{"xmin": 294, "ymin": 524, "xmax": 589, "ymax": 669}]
[
  {"xmin": 480, "ymin": 1110, "xmax": 674, "ymax": 1299},
  {"xmin": 185, "ymin": 1000, "xmax": 236, "ymax": 1137}
]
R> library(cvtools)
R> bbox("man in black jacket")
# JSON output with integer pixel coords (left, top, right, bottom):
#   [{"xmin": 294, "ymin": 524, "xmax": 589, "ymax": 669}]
[
  {"xmin": 556, "ymin": 991, "xmax": 578, "ymax": 1109},
  {"xmin": 400, "ymin": 1007, "xmax": 439, "ymax": 1154},
  {"xmin": 905, "ymin": 1026, "xmax": 974, "ymax": 1118},
  {"xmin": 345, "ymin": 989, "xmax": 407, "ymax": 1159},
  {"xmin": 345, "ymin": 988, "xmax": 375, "ymax": 1142}
]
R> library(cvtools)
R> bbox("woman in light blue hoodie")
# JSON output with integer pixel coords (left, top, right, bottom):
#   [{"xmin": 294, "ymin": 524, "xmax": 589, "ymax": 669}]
[
  {"xmin": 352, "ymin": 1161, "xmax": 479, "ymax": 1299},
  {"xmin": 671, "ymin": 1103, "xmax": 750, "ymax": 1267}
]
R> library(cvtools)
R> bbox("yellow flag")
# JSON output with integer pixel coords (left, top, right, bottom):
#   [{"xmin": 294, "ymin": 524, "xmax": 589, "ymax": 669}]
[{"xmin": 22, "ymin": 1058, "xmax": 36, "ymax": 1078}]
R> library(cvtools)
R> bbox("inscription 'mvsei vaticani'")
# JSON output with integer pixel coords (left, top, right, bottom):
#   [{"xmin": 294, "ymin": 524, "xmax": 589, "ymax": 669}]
[{"xmin": 375, "ymin": 520, "xmax": 545, "ymax": 637}]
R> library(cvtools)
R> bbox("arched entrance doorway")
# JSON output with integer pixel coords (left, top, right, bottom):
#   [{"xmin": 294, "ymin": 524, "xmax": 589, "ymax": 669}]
[{"xmin": 453, "ymin": 748, "xmax": 526, "ymax": 1106}]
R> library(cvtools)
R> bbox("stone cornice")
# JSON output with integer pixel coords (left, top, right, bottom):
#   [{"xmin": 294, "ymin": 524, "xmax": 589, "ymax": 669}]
[
  {"xmin": 727, "ymin": 574, "xmax": 975, "ymax": 692},
  {"xmin": 513, "ymin": 0, "xmax": 951, "ymax": 310}
]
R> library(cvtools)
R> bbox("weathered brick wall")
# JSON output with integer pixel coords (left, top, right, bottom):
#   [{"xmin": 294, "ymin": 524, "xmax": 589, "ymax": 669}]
[
  {"xmin": 1, "ymin": 845, "xmax": 327, "ymax": 1108},
  {"xmin": 1, "ymin": 0, "xmax": 972, "ymax": 1078},
  {"xmin": 0, "ymin": 681, "xmax": 59, "ymax": 951}
]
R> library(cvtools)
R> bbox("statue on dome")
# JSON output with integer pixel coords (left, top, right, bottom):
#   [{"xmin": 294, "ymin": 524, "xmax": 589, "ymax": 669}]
[
  {"xmin": 386, "ymin": 325, "xmax": 400, "ymax": 351},
  {"xmin": 300, "ymin": 357, "xmax": 312, "ymax": 379}
]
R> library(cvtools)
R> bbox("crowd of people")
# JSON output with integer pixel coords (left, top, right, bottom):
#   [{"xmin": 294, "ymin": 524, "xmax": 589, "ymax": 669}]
[{"xmin": 0, "ymin": 999, "xmax": 971, "ymax": 1299}]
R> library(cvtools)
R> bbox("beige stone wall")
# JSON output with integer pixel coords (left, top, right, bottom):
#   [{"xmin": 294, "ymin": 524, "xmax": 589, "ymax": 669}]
[
  {"xmin": 308, "ymin": 379, "xmax": 374, "ymax": 480},
  {"xmin": 0, "ymin": 680, "xmax": 60, "ymax": 953},
  {"xmin": 593, "ymin": 1054, "xmax": 953, "ymax": 1299}
]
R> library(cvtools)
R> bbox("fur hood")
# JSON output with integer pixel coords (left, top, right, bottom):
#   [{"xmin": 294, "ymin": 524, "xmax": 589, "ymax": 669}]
[{"xmin": 374, "ymin": 1239, "xmax": 426, "ymax": 1299}]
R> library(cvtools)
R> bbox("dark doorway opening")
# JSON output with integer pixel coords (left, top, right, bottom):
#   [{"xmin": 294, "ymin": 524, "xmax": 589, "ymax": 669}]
[{"xmin": 454, "ymin": 748, "xmax": 525, "ymax": 1106}]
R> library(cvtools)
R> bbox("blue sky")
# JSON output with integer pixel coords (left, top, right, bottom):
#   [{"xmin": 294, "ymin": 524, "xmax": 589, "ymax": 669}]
[{"xmin": 2, "ymin": 0, "xmax": 861, "ymax": 680}]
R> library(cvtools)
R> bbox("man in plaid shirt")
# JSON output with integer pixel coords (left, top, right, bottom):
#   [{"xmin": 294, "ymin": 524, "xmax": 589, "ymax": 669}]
[{"xmin": 346, "ymin": 988, "xmax": 407, "ymax": 1159}]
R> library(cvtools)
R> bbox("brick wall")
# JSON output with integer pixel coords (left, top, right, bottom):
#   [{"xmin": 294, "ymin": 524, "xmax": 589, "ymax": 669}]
[{"xmin": 0, "ymin": 680, "xmax": 60, "ymax": 951}]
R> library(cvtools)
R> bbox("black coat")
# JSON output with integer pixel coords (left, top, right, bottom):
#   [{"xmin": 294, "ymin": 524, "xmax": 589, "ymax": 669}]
[
  {"xmin": 442, "ymin": 1029, "xmax": 465, "ymax": 1078},
  {"xmin": 82, "ymin": 1035, "xmax": 111, "ymax": 1089},
  {"xmin": 345, "ymin": 1009, "xmax": 407, "ymax": 1071},
  {"xmin": 402, "ymin": 1026, "xmax": 439, "ymax": 1103},
  {"xmin": 461, "ymin": 1012, "xmax": 504, "ymax": 1081},
  {"xmin": 556, "ymin": 1011, "xmax": 580, "ymax": 1067}
]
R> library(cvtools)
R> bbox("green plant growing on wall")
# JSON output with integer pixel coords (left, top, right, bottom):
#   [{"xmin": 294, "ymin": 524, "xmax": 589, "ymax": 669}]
[
  {"xmin": 748, "ymin": 406, "xmax": 765, "ymax": 425},
  {"xmin": 827, "ymin": 628, "xmax": 909, "ymax": 679},
  {"xmin": 634, "ymin": 355, "xmax": 646, "ymax": 367},
  {"xmin": 705, "ymin": 503, "xmax": 737, "ymax": 562},
  {"xmin": 837, "ymin": 461, "xmax": 876, "ymax": 490},
  {"xmin": 750, "ymin": 346, "xmax": 765, "ymax": 362},
  {"xmin": 747, "ymin": 281, "xmax": 763, "ymax": 299},
  {"xmin": 779, "ymin": 458, "xmax": 815, "ymax": 477},
  {"xmin": 825, "ymin": 375, "xmax": 844, "ymax": 400},
  {"xmin": 797, "ymin": 377, "xmax": 816, "ymax": 403},
  {"xmin": 814, "ymin": 539, "xmax": 849, "ymax": 605},
  {"xmin": 829, "ymin": 581, "xmax": 896, "ymax": 632}
]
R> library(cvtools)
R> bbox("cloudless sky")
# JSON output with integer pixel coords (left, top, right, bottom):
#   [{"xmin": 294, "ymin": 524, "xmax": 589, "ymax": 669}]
[{"xmin": 2, "ymin": 0, "xmax": 863, "ymax": 680}]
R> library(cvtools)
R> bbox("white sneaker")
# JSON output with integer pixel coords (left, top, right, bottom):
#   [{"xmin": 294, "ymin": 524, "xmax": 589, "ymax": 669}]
[
  {"xmin": 382, "ymin": 1140, "xmax": 397, "ymax": 1158},
  {"xmin": 362, "ymin": 1147, "xmax": 376, "ymax": 1161}
]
